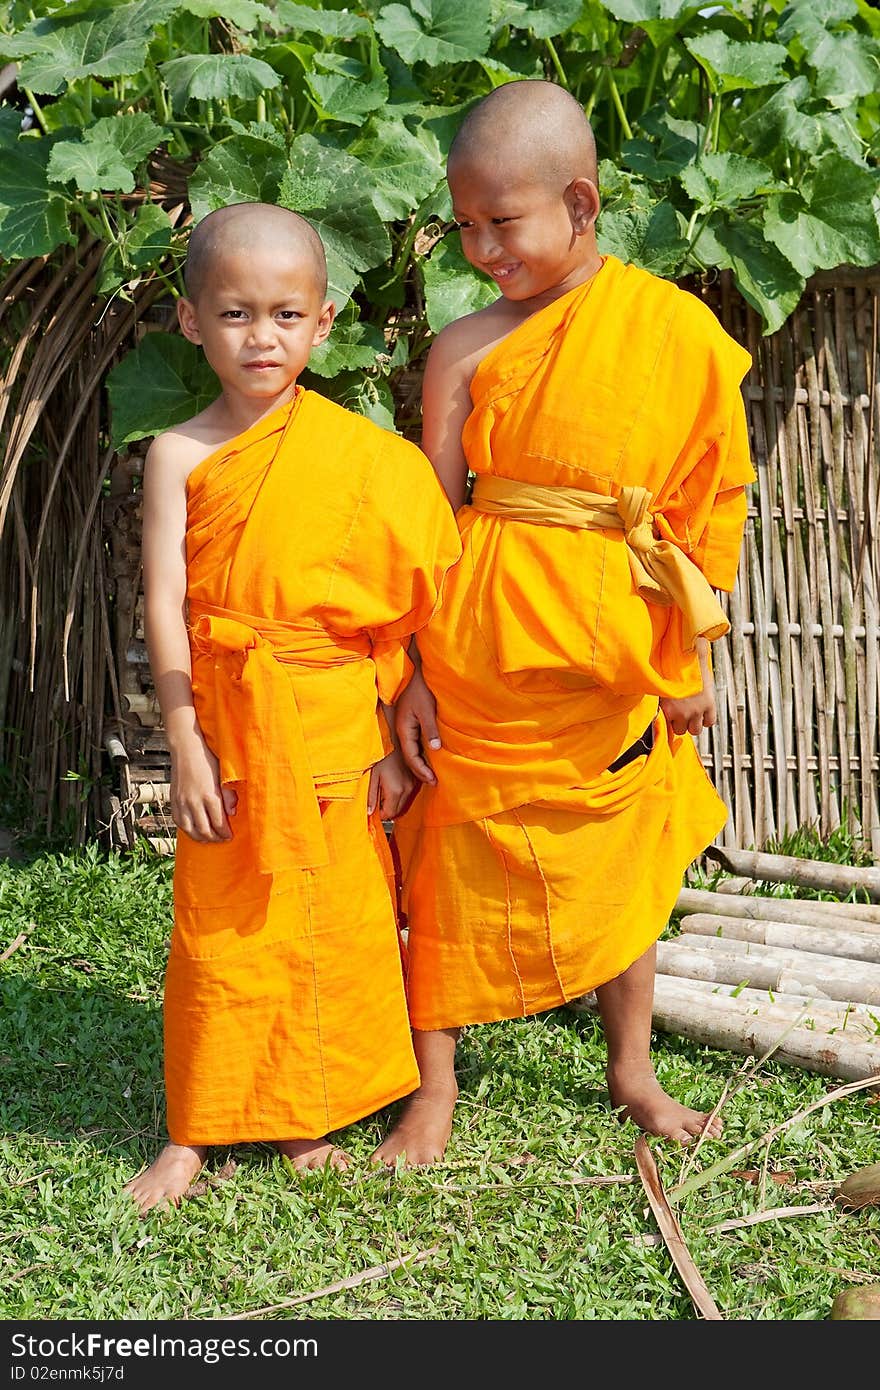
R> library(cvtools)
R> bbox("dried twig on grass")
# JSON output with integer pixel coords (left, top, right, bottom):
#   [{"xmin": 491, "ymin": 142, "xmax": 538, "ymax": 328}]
[
  {"xmin": 221, "ymin": 1245, "xmax": 440, "ymax": 1320},
  {"xmin": 629, "ymin": 1201, "xmax": 834, "ymax": 1247},
  {"xmin": 0, "ymin": 931, "xmax": 27, "ymax": 962},
  {"xmin": 634, "ymin": 1137, "xmax": 724, "ymax": 1320}
]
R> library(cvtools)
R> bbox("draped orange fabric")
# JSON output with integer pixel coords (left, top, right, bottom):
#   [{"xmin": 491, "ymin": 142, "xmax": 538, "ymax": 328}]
[
  {"xmin": 398, "ymin": 256, "xmax": 755, "ymax": 1030},
  {"xmin": 165, "ymin": 389, "xmax": 462, "ymax": 1144}
]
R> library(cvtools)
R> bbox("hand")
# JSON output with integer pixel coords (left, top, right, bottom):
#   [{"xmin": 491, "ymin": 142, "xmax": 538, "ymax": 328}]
[
  {"xmin": 367, "ymin": 747, "xmax": 416, "ymax": 819},
  {"xmin": 170, "ymin": 734, "xmax": 237, "ymax": 842},
  {"xmin": 394, "ymin": 667, "xmax": 441, "ymax": 785},
  {"xmin": 660, "ymin": 642, "xmax": 717, "ymax": 736}
]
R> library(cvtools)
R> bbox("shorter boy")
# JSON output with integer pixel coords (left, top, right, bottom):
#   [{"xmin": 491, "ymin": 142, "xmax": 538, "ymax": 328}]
[{"xmin": 124, "ymin": 202, "xmax": 460, "ymax": 1213}]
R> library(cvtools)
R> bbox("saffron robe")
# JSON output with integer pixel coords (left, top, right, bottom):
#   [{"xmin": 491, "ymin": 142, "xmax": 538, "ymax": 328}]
[
  {"xmin": 399, "ymin": 255, "xmax": 755, "ymax": 1030},
  {"xmin": 164, "ymin": 388, "xmax": 461, "ymax": 1144}
]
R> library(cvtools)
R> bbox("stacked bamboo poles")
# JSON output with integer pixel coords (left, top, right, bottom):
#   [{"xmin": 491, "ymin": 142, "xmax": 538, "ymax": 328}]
[
  {"xmin": 689, "ymin": 268, "xmax": 880, "ymax": 857},
  {"xmin": 574, "ymin": 852, "xmax": 880, "ymax": 1083}
]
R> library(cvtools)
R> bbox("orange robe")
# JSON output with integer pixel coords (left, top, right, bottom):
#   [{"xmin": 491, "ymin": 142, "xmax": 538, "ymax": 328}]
[
  {"xmin": 164, "ymin": 388, "xmax": 461, "ymax": 1145},
  {"xmin": 399, "ymin": 255, "xmax": 755, "ymax": 1030}
]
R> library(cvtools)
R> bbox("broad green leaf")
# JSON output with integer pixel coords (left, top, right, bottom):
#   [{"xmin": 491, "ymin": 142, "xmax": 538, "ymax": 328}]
[
  {"xmin": 479, "ymin": 51, "xmax": 545, "ymax": 86},
  {"xmin": 763, "ymin": 152, "xmax": 880, "ymax": 276},
  {"xmin": 738, "ymin": 76, "xmax": 862, "ymax": 162},
  {"xmin": 597, "ymin": 159, "xmax": 655, "ymax": 213},
  {"xmin": 679, "ymin": 152, "xmax": 781, "ymax": 209},
  {"xmin": 178, "ymin": 0, "xmax": 274, "ymax": 30},
  {"xmin": 376, "ymin": 0, "xmax": 492, "ymax": 67},
  {"xmin": 106, "ymin": 333, "xmax": 219, "ymax": 448},
  {"xmin": 596, "ymin": 201, "xmax": 688, "ymax": 277},
  {"xmin": 304, "ymin": 66, "xmax": 388, "ymax": 125},
  {"xmin": 3, "ymin": 1, "xmax": 177, "ymax": 96},
  {"xmin": 351, "ymin": 118, "xmax": 444, "ymax": 220},
  {"xmin": 308, "ymin": 313, "xmax": 386, "ymax": 377},
  {"xmin": 160, "ymin": 54, "xmax": 281, "ymax": 109},
  {"xmin": 0, "ymin": 133, "xmax": 73, "ymax": 260},
  {"xmin": 47, "ymin": 113, "xmax": 165, "ymax": 192},
  {"xmin": 490, "ymin": 0, "xmax": 582, "ymax": 39},
  {"xmin": 802, "ymin": 32, "xmax": 880, "ymax": 106},
  {"xmin": 697, "ymin": 214, "xmax": 805, "ymax": 335},
  {"xmin": 623, "ymin": 109, "xmax": 703, "ymax": 180},
  {"xmin": 225, "ymin": 118, "xmax": 287, "ymax": 148},
  {"xmin": 280, "ymin": 136, "xmax": 391, "ymax": 274},
  {"xmin": 47, "ymin": 136, "xmax": 137, "ymax": 192},
  {"xmin": 777, "ymin": 0, "xmax": 859, "ymax": 47},
  {"xmin": 421, "ymin": 232, "xmax": 498, "ymax": 332},
  {"xmin": 685, "ymin": 33, "xmax": 789, "ymax": 92},
  {"xmin": 270, "ymin": 0, "xmax": 373, "ymax": 38},
  {"xmin": 187, "ymin": 135, "xmax": 287, "ymax": 218},
  {"xmin": 600, "ymin": 0, "xmax": 709, "ymax": 42}
]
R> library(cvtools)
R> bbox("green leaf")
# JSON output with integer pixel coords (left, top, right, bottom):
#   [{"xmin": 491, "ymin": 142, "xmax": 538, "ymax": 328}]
[
  {"xmin": 623, "ymin": 108, "xmax": 703, "ymax": 180},
  {"xmin": 3, "ymin": 1, "xmax": 177, "ymax": 96},
  {"xmin": 308, "ymin": 312, "xmax": 386, "ymax": 378},
  {"xmin": 801, "ymin": 32, "xmax": 880, "ymax": 106},
  {"xmin": 270, "ymin": 1, "xmax": 373, "ymax": 38},
  {"xmin": 421, "ymin": 232, "xmax": 498, "ymax": 332},
  {"xmin": 376, "ymin": 0, "xmax": 492, "ymax": 67},
  {"xmin": 304, "ymin": 64, "xmax": 389, "ymax": 126},
  {"xmin": 106, "ymin": 333, "xmax": 219, "ymax": 448},
  {"xmin": 47, "ymin": 113, "xmax": 165, "ymax": 192},
  {"xmin": 600, "ymin": 0, "xmax": 708, "ymax": 42},
  {"xmin": 0, "ymin": 133, "xmax": 73, "ymax": 260},
  {"xmin": 96, "ymin": 204, "xmax": 174, "ymax": 295},
  {"xmin": 351, "ymin": 118, "xmax": 445, "ymax": 221},
  {"xmin": 280, "ymin": 135, "xmax": 391, "ymax": 275},
  {"xmin": 697, "ymin": 214, "xmax": 805, "ymax": 335},
  {"xmin": 177, "ymin": 0, "xmax": 275, "ymax": 30},
  {"xmin": 685, "ymin": 33, "xmax": 790, "ymax": 92},
  {"xmin": 187, "ymin": 135, "xmax": 288, "ymax": 218},
  {"xmin": 738, "ymin": 77, "xmax": 862, "ymax": 162},
  {"xmin": 490, "ymin": 0, "xmax": 582, "ymax": 39},
  {"xmin": 160, "ymin": 53, "xmax": 281, "ymax": 109},
  {"xmin": 763, "ymin": 152, "xmax": 880, "ymax": 276},
  {"xmin": 679, "ymin": 152, "xmax": 781, "ymax": 210},
  {"xmin": 596, "ymin": 202, "xmax": 688, "ymax": 278}
]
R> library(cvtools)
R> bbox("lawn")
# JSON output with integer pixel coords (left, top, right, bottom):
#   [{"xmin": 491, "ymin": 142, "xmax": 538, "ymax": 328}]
[{"xmin": 1, "ymin": 836, "xmax": 879, "ymax": 1323}]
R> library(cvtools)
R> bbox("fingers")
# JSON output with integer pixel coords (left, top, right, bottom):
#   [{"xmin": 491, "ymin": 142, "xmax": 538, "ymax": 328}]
[
  {"xmin": 172, "ymin": 792, "xmax": 232, "ymax": 842},
  {"xmin": 366, "ymin": 764, "xmax": 380, "ymax": 817},
  {"xmin": 397, "ymin": 710, "xmax": 437, "ymax": 786},
  {"xmin": 222, "ymin": 785, "xmax": 238, "ymax": 817}
]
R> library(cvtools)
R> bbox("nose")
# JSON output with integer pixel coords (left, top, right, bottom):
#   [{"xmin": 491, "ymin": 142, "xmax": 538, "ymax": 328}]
[
  {"xmin": 469, "ymin": 224, "xmax": 502, "ymax": 264},
  {"xmin": 247, "ymin": 315, "xmax": 277, "ymax": 348}
]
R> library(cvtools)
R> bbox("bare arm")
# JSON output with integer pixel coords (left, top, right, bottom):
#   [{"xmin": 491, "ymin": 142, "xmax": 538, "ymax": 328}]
[
  {"xmin": 659, "ymin": 636, "xmax": 716, "ymax": 736},
  {"xmin": 419, "ymin": 326, "xmax": 475, "ymax": 511},
  {"xmin": 142, "ymin": 435, "xmax": 234, "ymax": 841}
]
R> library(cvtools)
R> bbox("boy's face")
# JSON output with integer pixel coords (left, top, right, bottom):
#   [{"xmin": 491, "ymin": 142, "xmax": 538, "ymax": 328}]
[
  {"xmin": 449, "ymin": 158, "xmax": 598, "ymax": 302},
  {"xmin": 178, "ymin": 244, "xmax": 334, "ymax": 401}
]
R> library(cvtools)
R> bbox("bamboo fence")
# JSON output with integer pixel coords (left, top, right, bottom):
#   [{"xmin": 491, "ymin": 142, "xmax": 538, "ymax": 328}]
[{"xmin": 1, "ymin": 262, "xmax": 878, "ymax": 856}]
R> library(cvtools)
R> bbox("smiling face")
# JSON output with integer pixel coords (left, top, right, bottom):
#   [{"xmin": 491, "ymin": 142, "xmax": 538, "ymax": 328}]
[
  {"xmin": 448, "ymin": 157, "xmax": 601, "ymax": 305},
  {"xmin": 177, "ymin": 242, "xmax": 335, "ymax": 406}
]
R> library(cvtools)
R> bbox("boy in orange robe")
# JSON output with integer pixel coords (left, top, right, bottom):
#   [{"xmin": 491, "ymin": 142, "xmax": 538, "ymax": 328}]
[
  {"xmin": 123, "ymin": 202, "xmax": 461, "ymax": 1214},
  {"xmin": 373, "ymin": 80, "xmax": 755, "ymax": 1166}
]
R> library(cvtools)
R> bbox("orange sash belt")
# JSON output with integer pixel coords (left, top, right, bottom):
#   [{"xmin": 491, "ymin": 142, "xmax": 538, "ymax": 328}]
[
  {"xmin": 469, "ymin": 474, "xmax": 729, "ymax": 649},
  {"xmin": 189, "ymin": 603, "xmax": 374, "ymax": 874}
]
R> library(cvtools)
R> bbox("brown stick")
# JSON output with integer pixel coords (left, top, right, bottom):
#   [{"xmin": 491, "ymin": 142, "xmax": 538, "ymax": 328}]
[
  {"xmin": 677, "ymin": 886, "xmax": 880, "ymax": 926},
  {"xmin": 221, "ymin": 1245, "xmax": 440, "ymax": 1320},
  {"xmin": 634, "ymin": 1137, "xmax": 724, "ymax": 1320},
  {"xmin": 679, "ymin": 912, "xmax": 880, "ymax": 962},
  {"xmin": 705, "ymin": 846, "xmax": 880, "ymax": 901},
  {"xmin": 0, "ymin": 931, "xmax": 27, "ymax": 962}
]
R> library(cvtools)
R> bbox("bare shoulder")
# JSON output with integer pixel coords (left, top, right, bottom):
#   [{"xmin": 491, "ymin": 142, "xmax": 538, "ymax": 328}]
[
  {"xmin": 144, "ymin": 404, "xmax": 226, "ymax": 488},
  {"xmin": 426, "ymin": 298, "xmax": 516, "ymax": 389}
]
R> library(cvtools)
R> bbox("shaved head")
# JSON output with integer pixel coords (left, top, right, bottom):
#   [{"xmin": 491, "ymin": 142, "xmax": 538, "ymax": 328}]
[
  {"xmin": 449, "ymin": 80, "xmax": 597, "ymax": 189},
  {"xmin": 184, "ymin": 202, "xmax": 328, "ymax": 301}
]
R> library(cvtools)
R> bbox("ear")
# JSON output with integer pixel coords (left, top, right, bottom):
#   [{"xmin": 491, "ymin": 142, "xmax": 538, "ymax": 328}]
[
  {"xmin": 177, "ymin": 296, "xmax": 201, "ymax": 344},
  {"xmin": 565, "ymin": 177, "xmax": 600, "ymax": 236},
  {"xmin": 312, "ymin": 299, "xmax": 336, "ymax": 347}
]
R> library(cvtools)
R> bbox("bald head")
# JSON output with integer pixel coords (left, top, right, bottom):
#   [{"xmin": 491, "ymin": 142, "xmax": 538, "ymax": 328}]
[
  {"xmin": 449, "ymin": 80, "xmax": 597, "ymax": 189},
  {"xmin": 184, "ymin": 202, "xmax": 327, "ymax": 301}
]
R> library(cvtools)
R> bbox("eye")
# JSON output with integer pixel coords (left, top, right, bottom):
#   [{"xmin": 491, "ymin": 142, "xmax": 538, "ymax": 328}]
[
  {"xmin": 454, "ymin": 219, "xmax": 473, "ymax": 230},
  {"xmin": 492, "ymin": 217, "xmax": 511, "ymax": 225},
  {"xmin": 221, "ymin": 309, "xmax": 246, "ymax": 319},
  {"xmin": 276, "ymin": 310, "xmax": 302, "ymax": 321}
]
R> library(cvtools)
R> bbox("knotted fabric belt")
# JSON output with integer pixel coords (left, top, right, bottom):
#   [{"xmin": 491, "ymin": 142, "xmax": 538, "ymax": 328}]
[
  {"xmin": 469, "ymin": 474, "xmax": 729, "ymax": 649},
  {"xmin": 189, "ymin": 603, "xmax": 374, "ymax": 874}
]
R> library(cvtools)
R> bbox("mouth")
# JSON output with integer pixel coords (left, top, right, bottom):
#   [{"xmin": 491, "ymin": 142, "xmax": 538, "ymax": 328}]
[
  {"xmin": 244, "ymin": 360, "xmax": 281, "ymax": 371},
  {"xmin": 486, "ymin": 263, "xmax": 520, "ymax": 283}
]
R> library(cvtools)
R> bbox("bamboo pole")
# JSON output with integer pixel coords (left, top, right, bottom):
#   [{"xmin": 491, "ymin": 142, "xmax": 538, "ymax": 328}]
[
  {"xmin": 679, "ymin": 912, "xmax": 880, "ymax": 961},
  {"xmin": 655, "ymin": 939, "xmax": 880, "ymax": 1006},
  {"xmin": 705, "ymin": 846, "xmax": 880, "ymax": 900},
  {"xmin": 647, "ymin": 975, "xmax": 880, "ymax": 1041},
  {"xmin": 676, "ymin": 886, "xmax": 880, "ymax": 925}
]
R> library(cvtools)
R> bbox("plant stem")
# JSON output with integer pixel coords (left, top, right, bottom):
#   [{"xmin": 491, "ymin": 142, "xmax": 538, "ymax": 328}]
[
  {"xmin": 606, "ymin": 71, "xmax": 633, "ymax": 143},
  {"xmin": 544, "ymin": 38, "xmax": 568, "ymax": 88},
  {"xmin": 22, "ymin": 87, "xmax": 49, "ymax": 135},
  {"xmin": 584, "ymin": 67, "xmax": 606, "ymax": 123},
  {"xmin": 642, "ymin": 42, "xmax": 664, "ymax": 115}
]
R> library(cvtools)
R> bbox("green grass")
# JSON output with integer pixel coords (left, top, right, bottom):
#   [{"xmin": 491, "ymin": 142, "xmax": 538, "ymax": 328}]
[{"xmin": 1, "ymin": 839, "xmax": 879, "ymax": 1322}]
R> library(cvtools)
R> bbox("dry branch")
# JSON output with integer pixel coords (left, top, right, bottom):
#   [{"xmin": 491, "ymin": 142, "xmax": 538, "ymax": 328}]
[
  {"xmin": 634, "ymin": 1138, "xmax": 724, "ymax": 1320},
  {"xmin": 677, "ymin": 886, "xmax": 880, "ymax": 925},
  {"xmin": 679, "ymin": 912, "xmax": 880, "ymax": 961}
]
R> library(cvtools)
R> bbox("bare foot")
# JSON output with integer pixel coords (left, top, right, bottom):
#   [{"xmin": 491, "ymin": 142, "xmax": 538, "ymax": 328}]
[
  {"xmin": 370, "ymin": 1084, "xmax": 458, "ymax": 1167},
  {"xmin": 276, "ymin": 1138, "xmax": 349, "ymax": 1172},
  {"xmin": 123, "ymin": 1143, "xmax": 208, "ymax": 1216},
  {"xmin": 607, "ymin": 1063, "xmax": 722, "ymax": 1144}
]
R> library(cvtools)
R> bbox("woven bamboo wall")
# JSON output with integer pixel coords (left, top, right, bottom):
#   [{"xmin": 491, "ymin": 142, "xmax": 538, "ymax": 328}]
[{"xmin": 101, "ymin": 268, "xmax": 880, "ymax": 859}]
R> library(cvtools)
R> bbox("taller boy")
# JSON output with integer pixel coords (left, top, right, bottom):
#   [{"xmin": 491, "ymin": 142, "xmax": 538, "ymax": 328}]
[{"xmin": 377, "ymin": 80, "xmax": 755, "ymax": 1163}]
